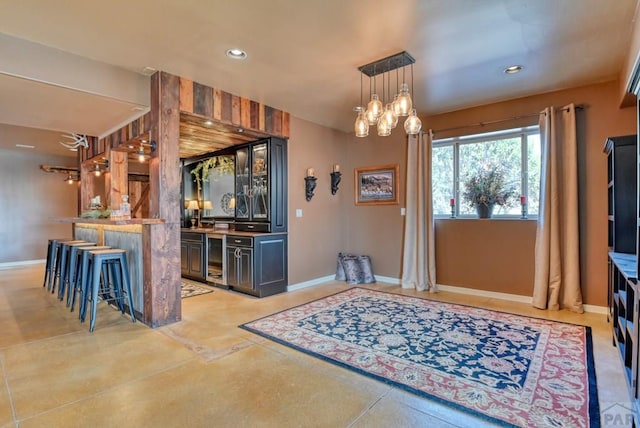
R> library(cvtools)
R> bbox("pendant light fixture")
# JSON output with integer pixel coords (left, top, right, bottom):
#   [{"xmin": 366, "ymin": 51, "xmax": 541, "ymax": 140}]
[
  {"xmin": 403, "ymin": 64, "xmax": 422, "ymax": 135},
  {"xmin": 395, "ymin": 65, "xmax": 413, "ymax": 116},
  {"xmin": 354, "ymin": 72, "xmax": 369, "ymax": 137},
  {"xmin": 379, "ymin": 63, "xmax": 398, "ymax": 129},
  {"xmin": 354, "ymin": 51, "xmax": 420, "ymax": 138},
  {"xmin": 365, "ymin": 68, "xmax": 383, "ymax": 125}
]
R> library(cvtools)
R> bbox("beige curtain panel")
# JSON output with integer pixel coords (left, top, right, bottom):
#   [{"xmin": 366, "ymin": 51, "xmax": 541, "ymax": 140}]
[
  {"xmin": 533, "ymin": 104, "xmax": 584, "ymax": 313},
  {"xmin": 401, "ymin": 131, "xmax": 437, "ymax": 292}
]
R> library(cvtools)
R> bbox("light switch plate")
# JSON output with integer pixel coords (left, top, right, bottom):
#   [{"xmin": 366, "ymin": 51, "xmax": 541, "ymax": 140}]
[
  {"xmin": 296, "ymin": 209, "xmax": 303, "ymax": 218},
  {"xmin": 401, "ymin": 207, "xmax": 406, "ymax": 216}
]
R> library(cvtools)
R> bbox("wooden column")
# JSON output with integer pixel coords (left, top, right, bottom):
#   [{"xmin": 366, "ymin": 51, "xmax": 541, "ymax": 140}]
[{"xmin": 143, "ymin": 71, "xmax": 181, "ymax": 327}]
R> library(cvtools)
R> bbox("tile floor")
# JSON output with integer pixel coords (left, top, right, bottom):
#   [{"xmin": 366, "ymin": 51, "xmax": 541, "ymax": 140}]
[{"xmin": 0, "ymin": 265, "xmax": 632, "ymax": 427}]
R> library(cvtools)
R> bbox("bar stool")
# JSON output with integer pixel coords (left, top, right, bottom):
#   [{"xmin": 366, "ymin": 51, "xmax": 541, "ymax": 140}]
[
  {"xmin": 51, "ymin": 240, "xmax": 86, "ymax": 294},
  {"xmin": 43, "ymin": 238, "xmax": 73, "ymax": 290},
  {"xmin": 59, "ymin": 242, "xmax": 96, "ymax": 302},
  {"xmin": 70, "ymin": 245, "xmax": 111, "ymax": 313},
  {"xmin": 83, "ymin": 249, "xmax": 136, "ymax": 332}
]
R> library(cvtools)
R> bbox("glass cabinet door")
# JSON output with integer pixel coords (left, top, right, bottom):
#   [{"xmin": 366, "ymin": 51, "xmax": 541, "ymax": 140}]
[
  {"xmin": 251, "ymin": 143, "xmax": 268, "ymax": 219},
  {"xmin": 235, "ymin": 147, "xmax": 250, "ymax": 219}
]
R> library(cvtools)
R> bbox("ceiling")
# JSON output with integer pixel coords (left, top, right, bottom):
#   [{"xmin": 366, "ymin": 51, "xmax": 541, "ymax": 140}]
[{"xmin": 0, "ymin": 0, "xmax": 638, "ymax": 158}]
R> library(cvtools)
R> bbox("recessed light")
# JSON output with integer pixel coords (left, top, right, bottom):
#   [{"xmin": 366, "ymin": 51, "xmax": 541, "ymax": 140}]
[
  {"xmin": 226, "ymin": 48, "xmax": 247, "ymax": 60},
  {"xmin": 204, "ymin": 120, "xmax": 214, "ymax": 126},
  {"xmin": 504, "ymin": 65, "xmax": 523, "ymax": 74}
]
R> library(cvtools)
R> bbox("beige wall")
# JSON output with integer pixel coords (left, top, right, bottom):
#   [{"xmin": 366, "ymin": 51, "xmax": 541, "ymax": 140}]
[
  {"xmin": 0, "ymin": 149, "xmax": 78, "ymax": 263},
  {"xmin": 2, "ymin": 80, "xmax": 636, "ymax": 308},
  {"xmin": 288, "ymin": 80, "xmax": 636, "ymax": 307},
  {"xmin": 287, "ymin": 118, "xmax": 350, "ymax": 284}
]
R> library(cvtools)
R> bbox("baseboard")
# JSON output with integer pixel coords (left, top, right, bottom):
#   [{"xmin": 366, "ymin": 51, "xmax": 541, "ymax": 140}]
[
  {"xmin": 288, "ymin": 274, "xmax": 608, "ymax": 314},
  {"xmin": 287, "ymin": 275, "xmax": 336, "ymax": 292},
  {"xmin": 374, "ymin": 275, "xmax": 401, "ymax": 285},
  {"xmin": 0, "ymin": 259, "xmax": 45, "ymax": 270},
  {"xmin": 437, "ymin": 283, "xmax": 607, "ymax": 315}
]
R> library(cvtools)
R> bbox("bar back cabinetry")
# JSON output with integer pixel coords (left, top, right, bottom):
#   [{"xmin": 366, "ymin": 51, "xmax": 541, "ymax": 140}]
[
  {"xmin": 226, "ymin": 234, "xmax": 287, "ymax": 297},
  {"xmin": 181, "ymin": 232, "xmax": 206, "ymax": 281},
  {"xmin": 234, "ymin": 137, "xmax": 287, "ymax": 233}
]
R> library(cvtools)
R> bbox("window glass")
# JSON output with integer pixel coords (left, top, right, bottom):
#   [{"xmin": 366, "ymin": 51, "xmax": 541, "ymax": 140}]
[
  {"xmin": 432, "ymin": 145, "xmax": 454, "ymax": 215},
  {"xmin": 432, "ymin": 127, "xmax": 540, "ymax": 218},
  {"xmin": 527, "ymin": 134, "xmax": 541, "ymax": 215}
]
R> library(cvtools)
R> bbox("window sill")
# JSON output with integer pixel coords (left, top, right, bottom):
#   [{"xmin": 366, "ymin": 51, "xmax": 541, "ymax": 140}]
[{"xmin": 434, "ymin": 216, "xmax": 537, "ymax": 221}]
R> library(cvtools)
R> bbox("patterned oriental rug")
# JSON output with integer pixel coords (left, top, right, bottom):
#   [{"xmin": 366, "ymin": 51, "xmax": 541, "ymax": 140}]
[
  {"xmin": 241, "ymin": 288, "xmax": 599, "ymax": 428},
  {"xmin": 181, "ymin": 280, "xmax": 214, "ymax": 299}
]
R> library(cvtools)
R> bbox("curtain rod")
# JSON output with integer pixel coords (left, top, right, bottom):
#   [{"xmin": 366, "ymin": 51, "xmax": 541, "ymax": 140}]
[{"xmin": 430, "ymin": 104, "xmax": 584, "ymax": 136}]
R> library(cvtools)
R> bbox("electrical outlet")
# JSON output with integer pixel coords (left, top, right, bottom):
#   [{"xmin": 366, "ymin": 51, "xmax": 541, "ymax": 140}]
[{"xmin": 296, "ymin": 209, "xmax": 303, "ymax": 218}]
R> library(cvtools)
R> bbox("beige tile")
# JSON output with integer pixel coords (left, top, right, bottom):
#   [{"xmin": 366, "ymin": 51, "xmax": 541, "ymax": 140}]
[
  {"xmin": 19, "ymin": 345, "xmax": 388, "ymax": 427},
  {"xmin": 4, "ymin": 319, "xmax": 195, "ymax": 420},
  {"xmin": 0, "ymin": 265, "xmax": 631, "ymax": 427},
  {"xmin": 0, "ymin": 359, "xmax": 15, "ymax": 427},
  {"xmin": 351, "ymin": 397, "xmax": 465, "ymax": 428}
]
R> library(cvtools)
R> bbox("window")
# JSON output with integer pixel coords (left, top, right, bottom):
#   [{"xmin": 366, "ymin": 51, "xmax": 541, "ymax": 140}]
[{"xmin": 432, "ymin": 126, "xmax": 541, "ymax": 218}]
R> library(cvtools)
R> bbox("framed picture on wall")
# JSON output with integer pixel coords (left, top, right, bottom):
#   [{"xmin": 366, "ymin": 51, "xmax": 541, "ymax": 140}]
[{"xmin": 354, "ymin": 164, "xmax": 399, "ymax": 206}]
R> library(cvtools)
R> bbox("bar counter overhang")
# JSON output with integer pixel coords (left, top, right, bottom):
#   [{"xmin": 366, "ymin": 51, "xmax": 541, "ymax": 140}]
[{"xmin": 51, "ymin": 217, "xmax": 168, "ymax": 326}]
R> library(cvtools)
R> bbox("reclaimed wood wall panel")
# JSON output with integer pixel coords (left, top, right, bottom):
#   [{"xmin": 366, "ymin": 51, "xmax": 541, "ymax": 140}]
[
  {"xmin": 193, "ymin": 82, "xmax": 213, "ymax": 117},
  {"xmin": 213, "ymin": 88, "xmax": 222, "ymax": 121},
  {"xmin": 80, "ymin": 114, "xmax": 151, "ymax": 163},
  {"xmin": 179, "ymin": 78, "xmax": 193, "ymax": 112},
  {"xmin": 221, "ymin": 91, "xmax": 232, "ymax": 123},
  {"xmin": 282, "ymin": 111, "xmax": 290, "ymax": 137},
  {"xmin": 240, "ymin": 98, "xmax": 251, "ymax": 129},
  {"xmin": 178, "ymin": 77, "xmax": 290, "ymax": 139},
  {"xmin": 250, "ymin": 101, "xmax": 260, "ymax": 130},
  {"xmin": 231, "ymin": 94, "xmax": 241, "ymax": 125}
]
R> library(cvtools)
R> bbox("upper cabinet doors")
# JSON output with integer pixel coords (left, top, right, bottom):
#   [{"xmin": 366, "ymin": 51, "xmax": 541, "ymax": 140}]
[{"xmin": 234, "ymin": 138, "xmax": 287, "ymax": 233}]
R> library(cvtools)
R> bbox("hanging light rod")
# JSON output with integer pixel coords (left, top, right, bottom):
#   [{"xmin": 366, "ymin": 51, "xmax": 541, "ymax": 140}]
[{"xmin": 358, "ymin": 51, "xmax": 415, "ymax": 77}]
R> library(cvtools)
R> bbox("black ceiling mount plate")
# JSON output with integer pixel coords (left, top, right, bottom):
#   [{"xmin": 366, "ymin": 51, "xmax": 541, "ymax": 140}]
[{"xmin": 358, "ymin": 51, "xmax": 415, "ymax": 77}]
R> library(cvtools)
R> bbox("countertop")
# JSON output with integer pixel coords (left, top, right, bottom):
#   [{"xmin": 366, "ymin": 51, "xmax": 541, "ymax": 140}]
[
  {"xmin": 181, "ymin": 227, "xmax": 287, "ymax": 237},
  {"xmin": 51, "ymin": 217, "xmax": 165, "ymax": 225}
]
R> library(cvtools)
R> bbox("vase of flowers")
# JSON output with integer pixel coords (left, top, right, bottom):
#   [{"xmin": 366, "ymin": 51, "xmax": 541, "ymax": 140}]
[{"xmin": 462, "ymin": 162, "xmax": 516, "ymax": 218}]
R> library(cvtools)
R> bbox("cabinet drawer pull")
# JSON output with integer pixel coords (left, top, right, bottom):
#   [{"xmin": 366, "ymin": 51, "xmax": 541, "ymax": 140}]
[
  {"xmin": 247, "ymin": 225, "xmax": 254, "ymax": 229},
  {"xmin": 234, "ymin": 240, "xmax": 242, "ymax": 243}
]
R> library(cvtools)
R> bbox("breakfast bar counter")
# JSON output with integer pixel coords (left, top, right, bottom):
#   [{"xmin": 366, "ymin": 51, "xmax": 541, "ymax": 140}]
[{"xmin": 51, "ymin": 217, "xmax": 167, "ymax": 321}]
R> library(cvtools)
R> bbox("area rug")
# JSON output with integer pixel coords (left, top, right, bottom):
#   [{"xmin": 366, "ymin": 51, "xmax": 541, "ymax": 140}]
[
  {"xmin": 240, "ymin": 287, "xmax": 599, "ymax": 428},
  {"xmin": 181, "ymin": 280, "xmax": 214, "ymax": 299}
]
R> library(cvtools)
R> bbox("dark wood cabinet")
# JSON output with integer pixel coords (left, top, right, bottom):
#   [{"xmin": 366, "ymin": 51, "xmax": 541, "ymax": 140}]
[
  {"xmin": 605, "ymin": 135, "xmax": 637, "ymax": 253},
  {"xmin": 226, "ymin": 234, "xmax": 287, "ymax": 297},
  {"xmin": 234, "ymin": 137, "xmax": 287, "ymax": 233},
  {"xmin": 181, "ymin": 232, "xmax": 206, "ymax": 281},
  {"xmin": 605, "ymin": 134, "xmax": 640, "ymax": 424},
  {"xmin": 226, "ymin": 238, "xmax": 253, "ymax": 290}
]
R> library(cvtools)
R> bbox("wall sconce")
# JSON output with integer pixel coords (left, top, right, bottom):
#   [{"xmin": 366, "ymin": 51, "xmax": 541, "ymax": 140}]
[
  {"xmin": 305, "ymin": 168, "xmax": 317, "ymax": 201},
  {"xmin": 330, "ymin": 164, "xmax": 341, "ymax": 195},
  {"xmin": 65, "ymin": 172, "xmax": 80, "ymax": 184},
  {"xmin": 127, "ymin": 131, "xmax": 157, "ymax": 163},
  {"xmin": 92, "ymin": 159, "xmax": 109, "ymax": 177},
  {"xmin": 136, "ymin": 140, "xmax": 157, "ymax": 163}
]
